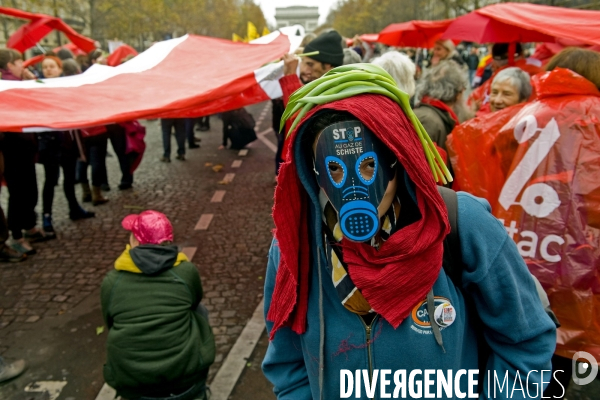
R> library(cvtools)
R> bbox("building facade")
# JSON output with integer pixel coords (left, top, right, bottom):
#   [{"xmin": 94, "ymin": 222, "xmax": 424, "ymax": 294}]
[{"xmin": 275, "ymin": 6, "xmax": 319, "ymax": 34}]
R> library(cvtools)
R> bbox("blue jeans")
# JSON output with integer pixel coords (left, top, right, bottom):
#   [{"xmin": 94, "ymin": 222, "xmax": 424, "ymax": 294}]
[{"xmin": 161, "ymin": 119, "xmax": 186, "ymax": 158}]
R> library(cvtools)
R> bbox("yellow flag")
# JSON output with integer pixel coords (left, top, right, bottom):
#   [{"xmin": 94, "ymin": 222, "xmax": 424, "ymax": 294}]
[
  {"xmin": 247, "ymin": 22, "xmax": 259, "ymax": 41},
  {"xmin": 262, "ymin": 26, "xmax": 270, "ymax": 37},
  {"xmin": 232, "ymin": 33, "xmax": 243, "ymax": 42}
]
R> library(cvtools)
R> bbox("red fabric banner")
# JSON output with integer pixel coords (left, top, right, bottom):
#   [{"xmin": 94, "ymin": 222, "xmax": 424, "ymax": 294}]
[{"xmin": 0, "ymin": 33, "xmax": 291, "ymax": 132}]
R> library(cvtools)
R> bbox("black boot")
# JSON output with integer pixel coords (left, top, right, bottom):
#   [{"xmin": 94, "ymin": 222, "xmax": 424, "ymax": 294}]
[{"xmin": 70, "ymin": 206, "xmax": 96, "ymax": 220}]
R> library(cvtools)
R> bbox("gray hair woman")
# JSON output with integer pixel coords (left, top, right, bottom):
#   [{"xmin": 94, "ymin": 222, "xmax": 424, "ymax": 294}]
[
  {"xmin": 371, "ymin": 51, "xmax": 416, "ymax": 97},
  {"xmin": 489, "ymin": 67, "xmax": 532, "ymax": 112},
  {"xmin": 413, "ymin": 61, "xmax": 470, "ymax": 151}
]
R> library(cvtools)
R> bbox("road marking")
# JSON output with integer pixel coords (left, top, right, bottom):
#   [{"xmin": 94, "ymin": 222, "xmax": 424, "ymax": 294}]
[
  {"xmin": 254, "ymin": 102, "xmax": 271, "ymax": 131},
  {"xmin": 257, "ymin": 127, "xmax": 273, "ymax": 137},
  {"xmin": 195, "ymin": 214, "xmax": 214, "ymax": 230},
  {"xmin": 238, "ymin": 149, "xmax": 249, "ymax": 156},
  {"xmin": 95, "ymin": 383, "xmax": 118, "ymax": 400},
  {"xmin": 210, "ymin": 300, "xmax": 265, "ymax": 400},
  {"xmin": 257, "ymin": 133, "xmax": 277, "ymax": 153},
  {"xmin": 25, "ymin": 381, "xmax": 68, "ymax": 400},
  {"xmin": 181, "ymin": 247, "xmax": 197, "ymax": 261},
  {"xmin": 211, "ymin": 190, "xmax": 226, "ymax": 203},
  {"xmin": 231, "ymin": 160, "xmax": 242, "ymax": 168},
  {"xmin": 223, "ymin": 173, "xmax": 235, "ymax": 183}
]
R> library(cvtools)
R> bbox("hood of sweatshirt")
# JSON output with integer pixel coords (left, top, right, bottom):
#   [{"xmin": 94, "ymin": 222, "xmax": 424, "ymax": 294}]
[{"xmin": 114, "ymin": 244, "xmax": 188, "ymax": 275}]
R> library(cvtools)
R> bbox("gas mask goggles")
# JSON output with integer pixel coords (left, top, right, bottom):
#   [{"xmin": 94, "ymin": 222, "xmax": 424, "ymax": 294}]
[{"xmin": 314, "ymin": 120, "xmax": 396, "ymax": 242}]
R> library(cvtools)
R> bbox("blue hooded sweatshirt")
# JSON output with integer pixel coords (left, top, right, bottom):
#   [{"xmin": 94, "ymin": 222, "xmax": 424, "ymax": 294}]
[{"xmin": 262, "ymin": 113, "xmax": 557, "ymax": 400}]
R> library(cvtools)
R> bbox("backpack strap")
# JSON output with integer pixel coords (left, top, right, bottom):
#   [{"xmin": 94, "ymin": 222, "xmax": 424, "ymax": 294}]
[
  {"xmin": 437, "ymin": 186, "xmax": 463, "ymax": 289},
  {"xmin": 437, "ymin": 186, "xmax": 488, "ymax": 393}
]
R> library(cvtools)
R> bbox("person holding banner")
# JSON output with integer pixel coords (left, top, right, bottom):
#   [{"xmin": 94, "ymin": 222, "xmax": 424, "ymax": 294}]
[
  {"xmin": 37, "ymin": 56, "xmax": 96, "ymax": 236},
  {"xmin": 276, "ymin": 31, "xmax": 345, "ymax": 176},
  {"xmin": 1, "ymin": 49, "xmax": 51, "ymax": 256}
]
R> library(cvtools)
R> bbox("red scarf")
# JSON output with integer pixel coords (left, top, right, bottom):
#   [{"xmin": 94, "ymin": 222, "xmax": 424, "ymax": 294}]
[
  {"xmin": 268, "ymin": 94, "xmax": 449, "ymax": 339},
  {"xmin": 420, "ymin": 95, "xmax": 460, "ymax": 125}
]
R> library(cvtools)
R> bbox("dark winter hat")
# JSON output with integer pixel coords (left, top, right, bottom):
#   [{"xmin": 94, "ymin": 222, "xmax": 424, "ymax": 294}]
[
  {"xmin": 492, "ymin": 43, "xmax": 523, "ymax": 60},
  {"xmin": 56, "ymin": 48, "xmax": 74, "ymax": 60},
  {"xmin": 304, "ymin": 30, "xmax": 344, "ymax": 67}
]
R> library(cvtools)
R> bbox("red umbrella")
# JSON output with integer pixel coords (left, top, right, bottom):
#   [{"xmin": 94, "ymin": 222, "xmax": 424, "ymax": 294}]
[
  {"xmin": 0, "ymin": 6, "xmax": 96, "ymax": 53},
  {"xmin": 532, "ymin": 39, "xmax": 600, "ymax": 66},
  {"xmin": 442, "ymin": 3, "xmax": 600, "ymax": 46},
  {"xmin": 107, "ymin": 44, "xmax": 139, "ymax": 66},
  {"xmin": 378, "ymin": 20, "xmax": 453, "ymax": 48}
]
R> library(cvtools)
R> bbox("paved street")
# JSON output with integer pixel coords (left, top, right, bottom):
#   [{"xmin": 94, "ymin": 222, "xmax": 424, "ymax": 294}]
[
  {"xmin": 0, "ymin": 102, "xmax": 277, "ymax": 399},
  {"xmin": 0, "ymin": 101, "xmax": 598, "ymax": 400}
]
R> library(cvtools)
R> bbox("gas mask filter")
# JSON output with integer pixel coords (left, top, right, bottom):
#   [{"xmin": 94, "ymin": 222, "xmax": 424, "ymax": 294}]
[{"xmin": 314, "ymin": 120, "xmax": 396, "ymax": 242}]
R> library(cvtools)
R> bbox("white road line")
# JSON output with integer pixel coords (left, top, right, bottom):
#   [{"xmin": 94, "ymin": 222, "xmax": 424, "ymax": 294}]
[
  {"xmin": 209, "ymin": 300, "xmax": 265, "ymax": 400},
  {"xmin": 195, "ymin": 214, "xmax": 214, "ymax": 230},
  {"xmin": 223, "ymin": 173, "xmax": 235, "ymax": 183},
  {"xmin": 257, "ymin": 133, "xmax": 277, "ymax": 153},
  {"xmin": 253, "ymin": 102, "xmax": 271, "ymax": 131},
  {"xmin": 211, "ymin": 190, "xmax": 226, "ymax": 203},
  {"xmin": 95, "ymin": 383, "xmax": 118, "ymax": 400},
  {"xmin": 238, "ymin": 149, "xmax": 249, "ymax": 156},
  {"xmin": 258, "ymin": 127, "xmax": 274, "ymax": 137},
  {"xmin": 231, "ymin": 160, "xmax": 242, "ymax": 168},
  {"xmin": 181, "ymin": 246, "xmax": 198, "ymax": 261},
  {"xmin": 25, "ymin": 381, "xmax": 68, "ymax": 400}
]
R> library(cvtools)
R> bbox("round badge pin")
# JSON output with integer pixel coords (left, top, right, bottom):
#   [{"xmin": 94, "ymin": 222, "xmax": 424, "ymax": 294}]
[{"xmin": 434, "ymin": 302, "xmax": 456, "ymax": 328}]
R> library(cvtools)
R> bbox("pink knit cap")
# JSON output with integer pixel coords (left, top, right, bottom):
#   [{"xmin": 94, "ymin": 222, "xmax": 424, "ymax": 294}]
[{"xmin": 122, "ymin": 210, "xmax": 173, "ymax": 245}]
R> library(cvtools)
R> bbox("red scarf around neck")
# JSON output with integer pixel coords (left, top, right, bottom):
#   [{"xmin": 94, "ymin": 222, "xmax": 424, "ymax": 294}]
[
  {"xmin": 268, "ymin": 94, "xmax": 449, "ymax": 339},
  {"xmin": 420, "ymin": 95, "xmax": 460, "ymax": 125}
]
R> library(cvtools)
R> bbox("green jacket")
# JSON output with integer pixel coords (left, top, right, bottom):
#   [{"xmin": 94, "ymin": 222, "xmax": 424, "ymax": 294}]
[{"xmin": 101, "ymin": 244, "xmax": 215, "ymax": 398}]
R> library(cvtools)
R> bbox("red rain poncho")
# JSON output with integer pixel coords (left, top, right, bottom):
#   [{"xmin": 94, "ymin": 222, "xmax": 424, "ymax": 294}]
[
  {"xmin": 449, "ymin": 68, "xmax": 600, "ymax": 360},
  {"xmin": 468, "ymin": 58, "xmax": 542, "ymax": 113}
]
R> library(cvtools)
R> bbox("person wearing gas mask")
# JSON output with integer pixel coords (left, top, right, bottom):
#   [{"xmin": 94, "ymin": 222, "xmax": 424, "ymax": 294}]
[{"xmin": 262, "ymin": 65, "xmax": 556, "ymax": 399}]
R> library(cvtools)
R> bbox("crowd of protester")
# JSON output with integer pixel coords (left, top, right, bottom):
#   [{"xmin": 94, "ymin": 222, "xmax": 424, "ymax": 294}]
[
  {"xmin": 265, "ymin": 29, "xmax": 600, "ymax": 400},
  {"xmin": 0, "ymin": 48, "xmax": 147, "ymax": 261},
  {"xmin": 1, "ymin": 25, "xmax": 599, "ymax": 399}
]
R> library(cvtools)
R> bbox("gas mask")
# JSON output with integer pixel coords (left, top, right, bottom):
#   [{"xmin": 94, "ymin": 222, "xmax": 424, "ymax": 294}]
[{"xmin": 314, "ymin": 120, "xmax": 396, "ymax": 242}]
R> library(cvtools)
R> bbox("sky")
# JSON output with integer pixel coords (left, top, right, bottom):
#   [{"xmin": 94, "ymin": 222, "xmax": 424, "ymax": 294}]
[{"xmin": 256, "ymin": 0, "xmax": 338, "ymax": 27}]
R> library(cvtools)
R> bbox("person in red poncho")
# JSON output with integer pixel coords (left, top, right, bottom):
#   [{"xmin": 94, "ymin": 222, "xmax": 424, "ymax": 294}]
[
  {"xmin": 448, "ymin": 47, "xmax": 600, "ymax": 399},
  {"xmin": 469, "ymin": 43, "xmax": 542, "ymax": 114},
  {"xmin": 261, "ymin": 65, "xmax": 555, "ymax": 399}
]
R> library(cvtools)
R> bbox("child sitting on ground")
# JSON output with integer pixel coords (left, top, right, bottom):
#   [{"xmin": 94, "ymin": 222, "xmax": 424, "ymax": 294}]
[{"xmin": 101, "ymin": 210, "xmax": 214, "ymax": 400}]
